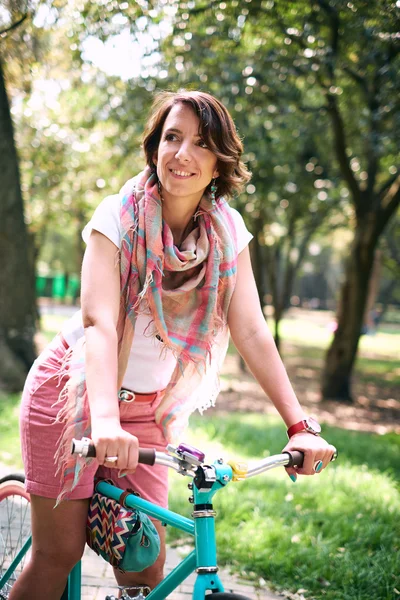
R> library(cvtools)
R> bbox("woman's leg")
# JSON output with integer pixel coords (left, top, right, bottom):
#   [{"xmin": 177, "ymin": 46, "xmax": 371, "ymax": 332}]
[
  {"xmin": 113, "ymin": 521, "xmax": 166, "ymax": 591},
  {"xmin": 9, "ymin": 495, "xmax": 90, "ymax": 600}
]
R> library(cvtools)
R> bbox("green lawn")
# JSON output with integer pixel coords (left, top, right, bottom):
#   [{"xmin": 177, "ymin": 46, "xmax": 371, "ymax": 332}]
[
  {"xmin": 167, "ymin": 413, "xmax": 400, "ymax": 600},
  {"xmin": 0, "ymin": 393, "xmax": 23, "ymax": 468}
]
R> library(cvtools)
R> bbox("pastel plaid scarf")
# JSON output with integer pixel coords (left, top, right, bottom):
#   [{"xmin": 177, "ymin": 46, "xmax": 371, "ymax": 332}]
[{"xmin": 54, "ymin": 167, "xmax": 237, "ymax": 503}]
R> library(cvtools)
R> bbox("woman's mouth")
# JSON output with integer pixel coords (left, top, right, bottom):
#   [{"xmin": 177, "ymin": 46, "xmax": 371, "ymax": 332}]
[{"xmin": 169, "ymin": 168, "xmax": 194, "ymax": 179}]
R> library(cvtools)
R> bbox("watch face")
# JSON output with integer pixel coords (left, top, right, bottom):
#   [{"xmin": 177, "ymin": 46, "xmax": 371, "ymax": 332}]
[{"xmin": 305, "ymin": 417, "xmax": 321, "ymax": 434}]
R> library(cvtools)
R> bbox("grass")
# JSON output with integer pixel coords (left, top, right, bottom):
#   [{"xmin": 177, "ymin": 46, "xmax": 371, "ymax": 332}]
[
  {"xmin": 167, "ymin": 413, "xmax": 400, "ymax": 600},
  {"xmin": 0, "ymin": 393, "xmax": 23, "ymax": 468},
  {"xmin": 275, "ymin": 315, "xmax": 400, "ymax": 392}
]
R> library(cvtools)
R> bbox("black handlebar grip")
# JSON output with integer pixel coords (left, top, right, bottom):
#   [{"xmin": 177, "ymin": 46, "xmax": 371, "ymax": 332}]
[
  {"xmin": 85, "ymin": 444, "xmax": 96, "ymax": 458},
  {"xmin": 71, "ymin": 439, "xmax": 156, "ymax": 465},
  {"xmin": 284, "ymin": 450, "xmax": 305, "ymax": 467},
  {"xmin": 138, "ymin": 448, "xmax": 156, "ymax": 465}
]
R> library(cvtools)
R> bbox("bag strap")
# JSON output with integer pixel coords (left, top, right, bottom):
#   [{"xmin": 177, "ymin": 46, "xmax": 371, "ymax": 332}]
[{"xmin": 119, "ymin": 488, "xmax": 140, "ymax": 509}]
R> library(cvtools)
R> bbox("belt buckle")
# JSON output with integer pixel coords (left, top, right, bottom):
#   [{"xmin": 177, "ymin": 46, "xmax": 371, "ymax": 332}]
[{"xmin": 118, "ymin": 389, "xmax": 136, "ymax": 403}]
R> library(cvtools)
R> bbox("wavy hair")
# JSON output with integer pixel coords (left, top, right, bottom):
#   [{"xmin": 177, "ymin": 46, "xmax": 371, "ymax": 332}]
[{"xmin": 142, "ymin": 90, "xmax": 251, "ymax": 200}]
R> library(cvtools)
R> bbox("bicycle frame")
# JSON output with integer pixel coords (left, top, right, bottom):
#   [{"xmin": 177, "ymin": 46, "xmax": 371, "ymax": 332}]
[
  {"xmin": 1, "ymin": 447, "xmax": 314, "ymax": 600},
  {"xmin": 66, "ymin": 459, "xmax": 233, "ymax": 600}
]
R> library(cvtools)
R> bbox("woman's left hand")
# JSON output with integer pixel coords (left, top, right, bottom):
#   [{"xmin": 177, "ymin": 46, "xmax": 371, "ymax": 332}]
[{"xmin": 283, "ymin": 433, "xmax": 337, "ymax": 481}]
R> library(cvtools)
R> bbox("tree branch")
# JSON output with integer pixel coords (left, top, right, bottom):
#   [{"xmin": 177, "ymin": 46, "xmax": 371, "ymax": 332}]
[
  {"xmin": 188, "ymin": 0, "xmax": 221, "ymax": 16},
  {"xmin": 378, "ymin": 170, "xmax": 400, "ymax": 198},
  {"xmin": 314, "ymin": 0, "xmax": 339, "ymax": 81},
  {"xmin": 0, "ymin": 13, "xmax": 28, "ymax": 36},
  {"xmin": 373, "ymin": 174, "xmax": 400, "ymax": 240},
  {"xmin": 326, "ymin": 93, "xmax": 361, "ymax": 204},
  {"xmin": 342, "ymin": 65, "xmax": 369, "ymax": 95},
  {"xmin": 381, "ymin": 174, "xmax": 400, "ymax": 216}
]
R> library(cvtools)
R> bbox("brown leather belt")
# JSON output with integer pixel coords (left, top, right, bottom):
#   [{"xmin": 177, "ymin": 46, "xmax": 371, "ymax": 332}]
[{"xmin": 118, "ymin": 388, "xmax": 165, "ymax": 403}]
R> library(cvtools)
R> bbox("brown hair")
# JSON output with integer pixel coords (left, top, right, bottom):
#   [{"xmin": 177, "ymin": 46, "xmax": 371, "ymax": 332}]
[{"xmin": 142, "ymin": 90, "xmax": 251, "ymax": 200}]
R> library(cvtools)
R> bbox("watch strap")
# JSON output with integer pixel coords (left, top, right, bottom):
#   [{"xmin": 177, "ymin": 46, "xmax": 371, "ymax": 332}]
[{"xmin": 287, "ymin": 419, "xmax": 320, "ymax": 438}]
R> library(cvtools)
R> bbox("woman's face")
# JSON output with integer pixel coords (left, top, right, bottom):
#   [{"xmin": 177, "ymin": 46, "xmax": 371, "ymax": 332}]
[{"xmin": 153, "ymin": 103, "xmax": 219, "ymax": 203}]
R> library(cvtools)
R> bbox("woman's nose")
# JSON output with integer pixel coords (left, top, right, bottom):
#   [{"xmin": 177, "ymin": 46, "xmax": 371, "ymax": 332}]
[{"xmin": 175, "ymin": 142, "xmax": 191, "ymax": 163}]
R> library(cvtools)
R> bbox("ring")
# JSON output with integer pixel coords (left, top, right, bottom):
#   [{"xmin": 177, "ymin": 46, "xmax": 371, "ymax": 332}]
[
  {"xmin": 105, "ymin": 456, "xmax": 118, "ymax": 463},
  {"xmin": 314, "ymin": 460, "xmax": 323, "ymax": 473}
]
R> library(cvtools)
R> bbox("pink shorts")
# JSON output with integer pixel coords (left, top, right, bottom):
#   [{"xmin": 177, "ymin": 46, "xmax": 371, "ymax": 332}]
[{"xmin": 20, "ymin": 334, "xmax": 169, "ymax": 509}]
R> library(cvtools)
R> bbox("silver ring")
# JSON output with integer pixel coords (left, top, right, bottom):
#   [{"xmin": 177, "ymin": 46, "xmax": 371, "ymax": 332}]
[{"xmin": 105, "ymin": 456, "xmax": 118, "ymax": 463}]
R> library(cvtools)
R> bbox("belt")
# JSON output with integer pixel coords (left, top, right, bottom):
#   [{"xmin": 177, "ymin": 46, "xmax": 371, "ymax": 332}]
[{"xmin": 118, "ymin": 388, "xmax": 165, "ymax": 403}]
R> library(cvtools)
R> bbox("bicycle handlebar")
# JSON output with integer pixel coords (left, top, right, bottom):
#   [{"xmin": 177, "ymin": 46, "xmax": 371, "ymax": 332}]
[
  {"xmin": 71, "ymin": 438, "xmax": 156, "ymax": 465},
  {"xmin": 70, "ymin": 438, "xmax": 319, "ymax": 478}
]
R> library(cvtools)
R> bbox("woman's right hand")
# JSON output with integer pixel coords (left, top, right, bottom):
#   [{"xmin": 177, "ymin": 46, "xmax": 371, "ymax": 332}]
[{"xmin": 91, "ymin": 418, "xmax": 139, "ymax": 475}]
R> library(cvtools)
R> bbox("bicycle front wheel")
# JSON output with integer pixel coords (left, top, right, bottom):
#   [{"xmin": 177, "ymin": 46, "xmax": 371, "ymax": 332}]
[{"xmin": 0, "ymin": 474, "xmax": 31, "ymax": 599}]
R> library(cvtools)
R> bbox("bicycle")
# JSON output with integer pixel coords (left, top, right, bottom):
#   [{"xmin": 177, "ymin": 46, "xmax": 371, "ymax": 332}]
[{"xmin": 0, "ymin": 440, "xmax": 337, "ymax": 600}]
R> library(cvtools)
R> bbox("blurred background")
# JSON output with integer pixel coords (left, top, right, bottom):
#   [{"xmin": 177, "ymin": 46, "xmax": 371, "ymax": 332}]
[{"xmin": 0, "ymin": 2, "xmax": 399, "ymax": 599}]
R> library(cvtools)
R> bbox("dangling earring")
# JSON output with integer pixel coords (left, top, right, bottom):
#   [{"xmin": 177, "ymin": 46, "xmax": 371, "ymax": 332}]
[
  {"xmin": 210, "ymin": 178, "xmax": 217, "ymax": 206},
  {"xmin": 158, "ymin": 179, "xmax": 163, "ymax": 201}
]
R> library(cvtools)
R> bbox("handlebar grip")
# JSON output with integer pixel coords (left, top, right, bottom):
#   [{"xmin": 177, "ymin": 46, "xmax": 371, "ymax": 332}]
[
  {"xmin": 284, "ymin": 447, "xmax": 338, "ymax": 468},
  {"xmin": 71, "ymin": 438, "xmax": 156, "ymax": 465},
  {"xmin": 284, "ymin": 450, "xmax": 304, "ymax": 467},
  {"xmin": 138, "ymin": 448, "xmax": 156, "ymax": 465}
]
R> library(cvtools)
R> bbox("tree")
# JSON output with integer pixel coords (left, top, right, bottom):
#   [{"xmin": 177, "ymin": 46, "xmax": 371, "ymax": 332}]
[{"xmin": 0, "ymin": 22, "xmax": 36, "ymax": 389}]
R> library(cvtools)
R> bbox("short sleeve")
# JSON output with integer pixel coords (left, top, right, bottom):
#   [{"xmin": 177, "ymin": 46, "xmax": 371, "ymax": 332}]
[
  {"xmin": 82, "ymin": 194, "xmax": 121, "ymax": 248},
  {"xmin": 228, "ymin": 206, "xmax": 253, "ymax": 253}
]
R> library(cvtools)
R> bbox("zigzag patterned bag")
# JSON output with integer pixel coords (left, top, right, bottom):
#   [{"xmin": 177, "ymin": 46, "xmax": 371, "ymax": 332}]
[{"xmin": 86, "ymin": 483, "xmax": 160, "ymax": 572}]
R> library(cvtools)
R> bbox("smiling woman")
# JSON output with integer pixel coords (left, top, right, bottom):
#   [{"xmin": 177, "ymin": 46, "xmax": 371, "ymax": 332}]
[{"xmin": 15, "ymin": 89, "xmax": 337, "ymax": 600}]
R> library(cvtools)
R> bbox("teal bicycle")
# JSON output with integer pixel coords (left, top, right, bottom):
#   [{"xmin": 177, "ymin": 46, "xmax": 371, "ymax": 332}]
[{"xmin": 0, "ymin": 440, "xmax": 334, "ymax": 599}]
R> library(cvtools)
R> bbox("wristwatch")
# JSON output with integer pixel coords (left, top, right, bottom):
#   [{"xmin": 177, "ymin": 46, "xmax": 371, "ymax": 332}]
[{"xmin": 287, "ymin": 417, "xmax": 321, "ymax": 439}]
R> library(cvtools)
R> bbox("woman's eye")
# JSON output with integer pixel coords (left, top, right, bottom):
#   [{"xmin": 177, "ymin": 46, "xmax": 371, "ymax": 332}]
[
  {"xmin": 165, "ymin": 133, "xmax": 177, "ymax": 141},
  {"xmin": 198, "ymin": 139, "xmax": 208, "ymax": 148}
]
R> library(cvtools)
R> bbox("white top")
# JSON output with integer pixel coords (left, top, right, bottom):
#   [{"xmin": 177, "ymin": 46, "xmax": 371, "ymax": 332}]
[{"xmin": 62, "ymin": 193, "xmax": 253, "ymax": 392}]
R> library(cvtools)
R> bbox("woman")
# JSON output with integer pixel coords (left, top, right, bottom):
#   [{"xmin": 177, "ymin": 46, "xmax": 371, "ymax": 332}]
[{"xmin": 15, "ymin": 90, "xmax": 336, "ymax": 599}]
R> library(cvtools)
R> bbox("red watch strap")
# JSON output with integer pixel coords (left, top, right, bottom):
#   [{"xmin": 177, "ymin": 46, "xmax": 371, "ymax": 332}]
[
  {"xmin": 287, "ymin": 419, "xmax": 320, "ymax": 438},
  {"xmin": 287, "ymin": 420, "xmax": 308, "ymax": 438}
]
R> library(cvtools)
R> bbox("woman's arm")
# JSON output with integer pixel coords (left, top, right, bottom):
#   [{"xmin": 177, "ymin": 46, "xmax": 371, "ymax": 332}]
[
  {"xmin": 81, "ymin": 230, "xmax": 138, "ymax": 473},
  {"xmin": 227, "ymin": 246, "xmax": 335, "ymax": 478}
]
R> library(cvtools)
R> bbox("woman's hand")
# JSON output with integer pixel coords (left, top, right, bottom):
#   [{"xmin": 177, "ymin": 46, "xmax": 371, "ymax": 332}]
[
  {"xmin": 91, "ymin": 418, "xmax": 139, "ymax": 475},
  {"xmin": 283, "ymin": 433, "xmax": 336, "ymax": 482}
]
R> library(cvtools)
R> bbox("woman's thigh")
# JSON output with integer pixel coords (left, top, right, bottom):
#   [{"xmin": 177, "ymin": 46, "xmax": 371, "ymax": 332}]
[{"xmin": 30, "ymin": 494, "xmax": 90, "ymax": 567}]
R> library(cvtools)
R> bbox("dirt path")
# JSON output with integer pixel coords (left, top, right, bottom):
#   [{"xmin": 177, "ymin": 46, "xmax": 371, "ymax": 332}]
[{"xmin": 217, "ymin": 350, "xmax": 400, "ymax": 435}]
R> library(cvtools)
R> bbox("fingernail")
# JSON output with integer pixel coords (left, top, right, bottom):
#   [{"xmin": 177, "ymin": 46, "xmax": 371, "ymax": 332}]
[
  {"xmin": 118, "ymin": 471, "xmax": 127, "ymax": 478},
  {"xmin": 315, "ymin": 461, "xmax": 323, "ymax": 473},
  {"xmin": 289, "ymin": 474, "xmax": 297, "ymax": 483}
]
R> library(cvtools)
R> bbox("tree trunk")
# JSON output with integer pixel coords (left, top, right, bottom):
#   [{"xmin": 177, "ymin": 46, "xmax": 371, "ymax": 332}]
[
  {"xmin": 273, "ymin": 310, "xmax": 282, "ymax": 353},
  {"xmin": 378, "ymin": 278, "xmax": 398, "ymax": 324},
  {"xmin": 363, "ymin": 249, "xmax": 382, "ymax": 331},
  {"xmin": 321, "ymin": 220, "xmax": 379, "ymax": 401},
  {"xmin": 0, "ymin": 57, "xmax": 37, "ymax": 391},
  {"xmin": 249, "ymin": 217, "xmax": 265, "ymax": 309}
]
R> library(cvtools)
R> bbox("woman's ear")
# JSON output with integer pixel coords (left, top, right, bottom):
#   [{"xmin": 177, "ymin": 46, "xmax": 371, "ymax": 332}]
[
  {"xmin": 213, "ymin": 169, "xmax": 219, "ymax": 179},
  {"xmin": 153, "ymin": 153, "xmax": 158, "ymax": 166}
]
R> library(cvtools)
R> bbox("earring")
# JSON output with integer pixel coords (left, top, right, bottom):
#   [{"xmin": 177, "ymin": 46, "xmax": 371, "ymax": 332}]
[
  {"xmin": 210, "ymin": 179, "xmax": 217, "ymax": 206},
  {"xmin": 158, "ymin": 179, "xmax": 163, "ymax": 200}
]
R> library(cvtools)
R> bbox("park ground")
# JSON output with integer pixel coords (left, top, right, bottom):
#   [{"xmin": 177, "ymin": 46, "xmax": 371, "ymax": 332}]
[
  {"xmin": 1, "ymin": 306, "xmax": 399, "ymax": 600},
  {"xmin": 219, "ymin": 307, "xmax": 399, "ymax": 436}
]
